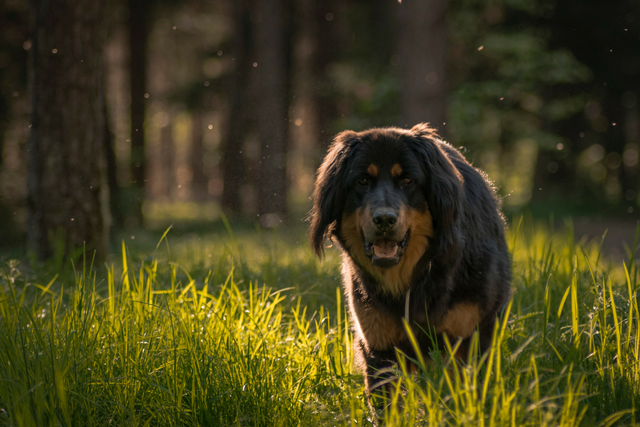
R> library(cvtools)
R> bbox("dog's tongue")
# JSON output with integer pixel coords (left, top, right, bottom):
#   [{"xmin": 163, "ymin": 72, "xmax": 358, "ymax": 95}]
[{"xmin": 373, "ymin": 239, "xmax": 398, "ymax": 259}]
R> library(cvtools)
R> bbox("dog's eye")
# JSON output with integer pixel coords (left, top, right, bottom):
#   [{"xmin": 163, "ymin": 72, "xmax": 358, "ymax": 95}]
[
  {"xmin": 358, "ymin": 178, "xmax": 369, "ymax": 186},
  {"xmin": 402, "ymin": 178, "xmax": 413, "ymax": 186}
]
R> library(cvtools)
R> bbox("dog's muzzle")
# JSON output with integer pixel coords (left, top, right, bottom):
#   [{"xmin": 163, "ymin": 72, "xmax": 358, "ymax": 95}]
[{"xmin": 364, "ymin": 229, "xmax": 410, "ymax": 268}]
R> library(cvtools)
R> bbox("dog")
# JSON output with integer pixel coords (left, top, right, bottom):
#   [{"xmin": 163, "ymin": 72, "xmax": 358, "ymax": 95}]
[{"xmin": 308, "ymin": 123, "xmax": 511, "ymax": 405}]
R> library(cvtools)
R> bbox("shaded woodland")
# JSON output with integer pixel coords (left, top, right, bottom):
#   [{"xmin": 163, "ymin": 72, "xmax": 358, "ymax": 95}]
[{"xmin": 1, "ymin": 0, "xmax": 640, "ymax": 259}]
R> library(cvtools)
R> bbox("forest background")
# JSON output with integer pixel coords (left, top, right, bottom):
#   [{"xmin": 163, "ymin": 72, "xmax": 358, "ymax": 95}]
[
  {"xmin": 1, "ymin": 0, "xmax": 640, "ymax": 259},
  {"xmin": 4, "ymin": 1, "xmax": 640, "ymax": 425}
]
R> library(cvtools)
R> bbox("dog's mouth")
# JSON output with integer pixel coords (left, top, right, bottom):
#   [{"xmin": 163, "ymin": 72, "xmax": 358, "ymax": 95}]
[{"xmin": 364, "ymin": 230, "xmax": 410, "ymax": 268}]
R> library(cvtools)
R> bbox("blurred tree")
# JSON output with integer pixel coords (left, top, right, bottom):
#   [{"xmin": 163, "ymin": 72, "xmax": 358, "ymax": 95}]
[
  {"xmin": 0, "ymin": 0, "xmax": 29, "ymax": 246},
  {"xmin": 310, "ymin": 0, "xmax": 342, "ymax": 143},
  {"xmin": 254, "ymin": 0, "xmax": 292, "ymax": 222},
  {"xmin": 180, "ymin": 1, "xmax": 217, "ymax": 202},
  {"xmin": 443, "ymin": 0, "xmax": 640, "ymax": 212},
  {"xmin": 0, "ymin": 4, "xmax": 23, "ymax": 170},
  {"xmin": 159, "ymin": 110, "xmax": 176, "ymax": 198},
  {"xmin": 221, "ymin": 0, "xmax": 251, "ymax": 214},
  {"xmin": 397, "ymin": 0, "xmax": 448, "ymax": 133},
  {"xmin": 103, "ymin": 1, "xmax": 125, "ymax": 236},
  {"xmin": 446, "ymin": 0, "xmax": 591, "ymax": 208},
  {"xmin": 103, "ymin": 93, "xmax": 122, "ymax": 239},
  {"xmin": 533, "ymin": 0, "xmax": 640, "ymax": 207},
  {"xmin": 129, "ymin": 0, "xmax": 151, "ymax": 226},
  {"xmin": 328, "ymin": 0, "xmax": 399, "ymax": 133},
  {"xmin": 28, "ymin": 0, "xmax": 108, "ymax": 260},
  {"xmin": 190, "ymin": 110, "xmax": 208, "ymax": 200}
]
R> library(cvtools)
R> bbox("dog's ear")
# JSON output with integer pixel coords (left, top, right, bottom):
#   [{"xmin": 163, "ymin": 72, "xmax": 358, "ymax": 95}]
[
  {"xmin": 407, "ymin": 124, "xmax": 463, "ymax": 266},
  {"xmin": 309, "ymin": 130, "xmax": 359, "ymax": 257}
]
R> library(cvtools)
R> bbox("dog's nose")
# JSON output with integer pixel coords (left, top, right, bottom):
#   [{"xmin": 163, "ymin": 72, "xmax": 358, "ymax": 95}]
[{"xmin": 372, "ymin": 209, "xmax": 398, "ymax": 231}]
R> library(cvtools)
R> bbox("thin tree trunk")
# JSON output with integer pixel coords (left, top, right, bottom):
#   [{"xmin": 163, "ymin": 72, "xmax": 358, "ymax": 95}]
[
  {"xmin": 312, "ymin": 0, "xmax": 341, "ymax": 146},
  {"xmin": 0, "ymin": 3, "xmax": 5, "ymax": 172},
  {"xmin": 0, "ymin": 125, "xmax": 4, "ymax": 171},
  {"xmin": 255, "ymin": 0, "xmax": 290, "ymax": 222},
  {"xmin": 28, "ymin": 0, "xmax": 107, "ymax": 261},
  {"xmin": 190, "ymin": 111, "xmax": 208, "ymax": 200},
  {"xmin": 128, "ymin": 0, "xmax": 149, "ymax": 226},
  {"xmin": 396, "ymin": 0, "xmax": 448, "ymax": 134},
  {"xmin": 221, "ymin": 0, "xmax": 250, "ymax": 214},
  {"xmin": 104, "ymin": 91, "xmax": 121, "ymax": 238},
  {"xmin": 160, "ymin": 114, "xmax": 175, "ymax": 198}
]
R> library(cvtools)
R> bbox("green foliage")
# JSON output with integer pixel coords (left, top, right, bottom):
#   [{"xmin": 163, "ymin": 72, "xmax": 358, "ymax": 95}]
[
  {"xmin": 446, "ymin": 0, "xmax": 594, "ymax": 207},
  {"xmin": 1, "ymin": 221, "xmax": 640, "ymax": 425}
]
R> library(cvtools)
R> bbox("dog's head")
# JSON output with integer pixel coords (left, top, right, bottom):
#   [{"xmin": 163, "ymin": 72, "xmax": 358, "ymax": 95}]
[{"xmin": 309, "ymin": 123, "xmax": 463, "ymax": 289}]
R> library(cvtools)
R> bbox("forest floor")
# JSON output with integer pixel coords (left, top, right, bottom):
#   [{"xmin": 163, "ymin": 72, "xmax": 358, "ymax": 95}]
[
  {"xmin": 571, "ymin": 217, "xmax": 640, "ymax": 259},
  {"xmin": 1, "ymin": 216, "xmax": 640, "ymax": 426}
]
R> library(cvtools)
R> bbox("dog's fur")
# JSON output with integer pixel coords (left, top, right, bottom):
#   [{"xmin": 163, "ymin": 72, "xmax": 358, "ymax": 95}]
[{"xmin": 309, "ymin": 123, "xmax": 511, "ymax": 400}]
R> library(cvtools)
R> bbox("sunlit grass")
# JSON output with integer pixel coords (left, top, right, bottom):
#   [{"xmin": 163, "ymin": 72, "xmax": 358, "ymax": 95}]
[{"xmin": 1, "ymin": 218, "xmax": 640, "ymax": 426}]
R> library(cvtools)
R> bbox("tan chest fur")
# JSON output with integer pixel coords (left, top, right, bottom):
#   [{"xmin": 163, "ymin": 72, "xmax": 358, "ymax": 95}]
[
  {"xmin": 351, "ymin": 298, "xmax": 406, "ymax": 350},
  {"xmin": 351, "ymin": 295, "xmax": 482, "ymax": 351},
  {"xmin": 435, "ymin": 302, "xmax": 481, "ymax": 339}
]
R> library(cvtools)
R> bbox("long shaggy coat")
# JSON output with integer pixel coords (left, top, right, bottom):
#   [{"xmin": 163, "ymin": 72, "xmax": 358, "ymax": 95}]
[{"xmin": 309, "ymin": 123, "xmax": 512, "ymax": 398}]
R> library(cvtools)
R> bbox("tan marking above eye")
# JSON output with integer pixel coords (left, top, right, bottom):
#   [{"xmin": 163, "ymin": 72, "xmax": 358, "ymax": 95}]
[
  {"xmin": 391, "ymin": 164, "xmax": 403, "ymax": 177},
  {"xmin": 367, "ymin": 164, "xmax": 378, "ymax": 177}
]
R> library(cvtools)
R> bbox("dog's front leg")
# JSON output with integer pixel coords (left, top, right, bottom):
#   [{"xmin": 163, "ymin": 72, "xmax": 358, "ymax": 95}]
[{"xmin": 355, "ymin": 336, "xmax": 399, "ymax": 416}]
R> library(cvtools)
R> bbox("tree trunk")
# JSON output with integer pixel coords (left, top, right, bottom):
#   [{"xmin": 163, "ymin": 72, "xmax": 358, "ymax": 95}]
[
  {"xmin": 311, "ymin": 0, "xmax": 340, "ymax": 145},
  {"xmin": 0, "ymin": 124, "xmax": 4, "ymax": 171},
  {"xmin": 160, "ymin": 114, "xmax": 176, "ymax": 199},
  {"xmin": 396, "ymin": 0, "xmax": 448, "ymax": 134},
  {"xmin": 255, "ymin": 0, "xmax": 290, "ymax": 223},
  {"xmin": 190, "ymin": 111, "xmax": 208, "ymax": 200},
  {"xmin": 128, "ymin": 0, "xmax": 149, "ymax": 226},
  {"xmin": 104, "ymin": 91, "xmax": 121, "ymax": 238},
  {"xmin": 221, "ymin": 0, "xmax": 250, "ymax": 215},
  {"xmin": 28, "ymin": 0, "xmax": 107, "ymax": 261}
]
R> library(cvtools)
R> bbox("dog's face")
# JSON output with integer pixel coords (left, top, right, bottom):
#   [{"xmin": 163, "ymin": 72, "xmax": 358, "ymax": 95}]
[
  {"xmin": 340, "ymin": 141, "xmax": 431, "ymax": 269},
  {"xmin": 309, "ymin": 124, "xmax": 463, "ymax": 293}
]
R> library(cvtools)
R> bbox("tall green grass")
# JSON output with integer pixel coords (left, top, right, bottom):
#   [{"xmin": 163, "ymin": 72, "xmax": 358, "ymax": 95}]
[{"xmin": 1, "ymin": 219, "xmax": 639, "ymax": 426}]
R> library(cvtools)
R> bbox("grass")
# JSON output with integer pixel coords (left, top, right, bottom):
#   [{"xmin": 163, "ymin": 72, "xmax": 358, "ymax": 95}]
[{"xmin": 1, "ymin": 217, "xmax": 640, "ymax": 426}]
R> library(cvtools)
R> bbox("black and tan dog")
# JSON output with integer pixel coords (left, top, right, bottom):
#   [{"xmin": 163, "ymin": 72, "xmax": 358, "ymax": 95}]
[{"xmin": 309, "ymin": 123, "xmax": 511, "ymax": 402}]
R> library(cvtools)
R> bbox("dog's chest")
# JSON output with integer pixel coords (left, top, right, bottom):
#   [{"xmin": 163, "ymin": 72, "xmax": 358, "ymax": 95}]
[{"xmin": 351, "ymin": 297, "xmax": 407, "ymax": 351}]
